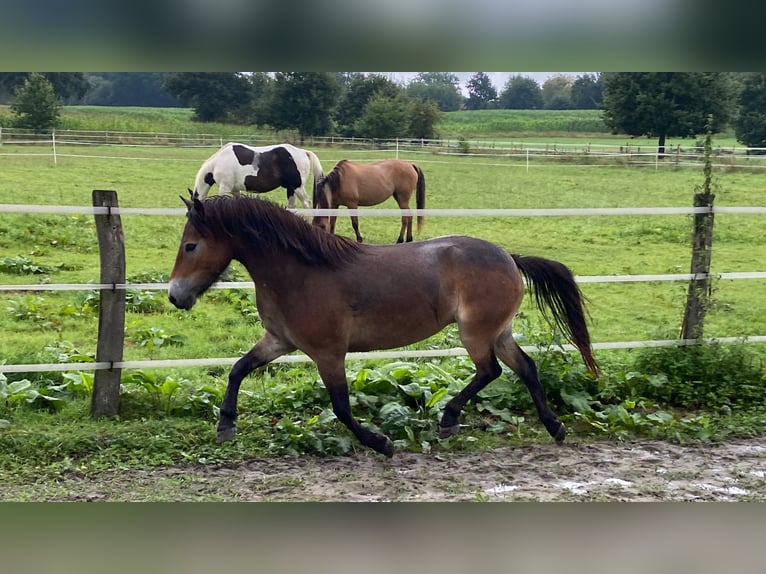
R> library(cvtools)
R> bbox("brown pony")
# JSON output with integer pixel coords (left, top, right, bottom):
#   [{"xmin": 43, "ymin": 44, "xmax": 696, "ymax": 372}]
[
  {"xmin": 312, "ymin": 159, "xmax": 426, "ymax": 243},
  {"xmin": 169, "ymin": 193, "xmax": 599, "ymax": 458}
]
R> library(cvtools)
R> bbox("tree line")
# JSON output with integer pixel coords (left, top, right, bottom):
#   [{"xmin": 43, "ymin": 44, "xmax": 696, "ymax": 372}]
[{"xmin": 4, "ymin": 72, "xmax": 766, "ymax": 150}]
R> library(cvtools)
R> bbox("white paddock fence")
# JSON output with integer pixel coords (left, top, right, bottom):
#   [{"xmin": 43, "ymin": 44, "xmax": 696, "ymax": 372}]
[
  {"xmin": 1, "ymin": 200, "xmax": 765, "ymax": 379},
  {"xmin": 3, "ymin": 127, "xmax": 766, "ymax": 172}
]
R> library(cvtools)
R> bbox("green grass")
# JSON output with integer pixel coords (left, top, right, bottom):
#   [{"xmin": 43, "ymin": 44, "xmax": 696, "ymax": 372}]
[
  {"xmin": 0, "ymin": 104, "xmax": 266, "ymax": 138},
  {"xmin": 440, "ymin": 109, "xmax": 612, "ymax": 136},
  {"xmin": 439, "ymin": 108, "xmax": 742, "ymax": 148}
]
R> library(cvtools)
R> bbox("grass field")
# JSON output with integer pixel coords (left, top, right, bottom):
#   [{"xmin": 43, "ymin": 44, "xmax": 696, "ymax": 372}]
[{"xmin": 0, "ymin": 139, "xmax": 764, "ymax": 368}]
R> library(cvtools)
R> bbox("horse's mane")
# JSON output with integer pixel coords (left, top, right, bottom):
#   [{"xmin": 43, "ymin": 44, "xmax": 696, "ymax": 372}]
[
  {"xmin": 188, "ymin": 195, "xmax": 361, "ymax": 267},
  {"xmin": 322, "ymin": 160, "xmax": 350, "ymax": 194}
]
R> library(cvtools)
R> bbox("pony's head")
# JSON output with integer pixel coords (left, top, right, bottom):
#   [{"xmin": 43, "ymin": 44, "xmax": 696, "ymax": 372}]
[{"xmin": 168, "ymin": 189, "xmax": 235, "ymax": 310}]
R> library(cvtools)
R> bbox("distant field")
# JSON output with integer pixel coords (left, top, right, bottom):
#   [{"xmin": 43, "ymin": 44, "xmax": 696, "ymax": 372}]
[
  {"xmin": 440, "ymin": 109, "xmax": 610, "ymax": 136},
  {"xmin": 0, "ymin": 105, "xmax": 740, "ymax": 148},
  {"xmin": 0, "ymin": 105, "xmax": 262, "ymax": 139}
]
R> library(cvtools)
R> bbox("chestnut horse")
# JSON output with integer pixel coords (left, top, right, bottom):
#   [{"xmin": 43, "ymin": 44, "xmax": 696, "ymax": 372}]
[
  {"xmin": 312, "ymin": 159, "xmax": 425, "ymax": 243},
  {"xmin": 168, "ymin": 193, "xmax": 599, "ymax": 458},
  {"xmin": 193, "ymin": 142, "xmax": 323, "ymax": 209}
]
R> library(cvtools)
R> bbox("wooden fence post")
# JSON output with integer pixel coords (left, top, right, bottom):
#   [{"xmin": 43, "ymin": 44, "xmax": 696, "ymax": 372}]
[
  {"xmin": 91, "ymin": 190, "xmax": 126, "ymax": 417},
  {"xmin": 681, "ymin": 120, "xmax": 715, "ymax": 341},
  {"xmin": 680, "ymin": 193, "xmax": 715, "ymax": 340}
]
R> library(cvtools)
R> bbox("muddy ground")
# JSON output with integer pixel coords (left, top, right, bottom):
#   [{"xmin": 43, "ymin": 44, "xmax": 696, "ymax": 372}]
[{"xmin": 15, "ymin": 437, "xmax": 766, "ymax": 501}]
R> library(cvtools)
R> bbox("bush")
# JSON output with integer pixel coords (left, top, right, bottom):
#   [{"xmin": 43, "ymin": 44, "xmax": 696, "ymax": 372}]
[{"xmin": 630, "ymin": 341, "xmax": 766, "ymax": 410}]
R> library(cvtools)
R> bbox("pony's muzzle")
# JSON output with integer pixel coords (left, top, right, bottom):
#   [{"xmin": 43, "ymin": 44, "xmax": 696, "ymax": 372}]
[{"xmin": 168, "ymin": 279, "xmax": 196, "ymax": 310}]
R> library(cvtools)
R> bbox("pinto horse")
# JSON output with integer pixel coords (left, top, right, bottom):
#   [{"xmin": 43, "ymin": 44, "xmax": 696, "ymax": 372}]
[
  {"xmin": 312, "ymin": 159, "xmax": 425, "ymax": 243},
  {"xmin": 168, "ymin": 193, "xmax": 599, "ymax": 458},
  {"xmin": 193, "ymin": 142, "xmax": 323, "ymax": 209}
]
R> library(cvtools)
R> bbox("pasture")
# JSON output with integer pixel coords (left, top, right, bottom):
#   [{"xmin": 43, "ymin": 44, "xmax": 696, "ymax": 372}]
[
  {"xmin": 1, "ymin": 132, "xmax": 766, "ymax": 496},
  {"xmin": 1, "ymin": 141, "xmax": 764, "ymax": 358}
]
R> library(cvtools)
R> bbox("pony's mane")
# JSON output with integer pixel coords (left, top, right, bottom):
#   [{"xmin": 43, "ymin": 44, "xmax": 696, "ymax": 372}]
[
  {"xmin": 188, "ymin": 195, "xmax": 361, "ymax": 267},
  {"xmin": 322, "ymin": 160, "xmax": 350, "ymax": 194}
]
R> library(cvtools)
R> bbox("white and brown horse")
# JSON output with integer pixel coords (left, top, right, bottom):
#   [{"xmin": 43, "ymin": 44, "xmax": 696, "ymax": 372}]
[
  {"xmin": 312, "ymin": 159, "xmax": 425, "ymax": 243},
  {"xmin": 168, "ymin": 193, "xmax": 599, "ymax": 457},
  {"xmin": 193, "ymin": 142, "xmax": 323, "ymax": 209}
]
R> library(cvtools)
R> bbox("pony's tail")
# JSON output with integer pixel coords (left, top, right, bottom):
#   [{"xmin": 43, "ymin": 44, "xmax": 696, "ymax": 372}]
[
  {"xmin": 511, "ymin": 254, "xmax": 599, "ymax": 375},
  {"xmin": 414, "ymin": 164, "xmax": 426, "ymax": 233},
  {"xmin": 307, "ymin": 151, "xmax": 324, "ymax": 206}
]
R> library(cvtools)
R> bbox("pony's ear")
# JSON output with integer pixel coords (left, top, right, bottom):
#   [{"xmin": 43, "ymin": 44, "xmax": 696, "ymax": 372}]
[
  {"xmin": 181, "ymin": 189, "xmax": 204, "ymax": 218},
  {"xmin": 192, "ymin": 194, "xmax": 205, "ymax": 218}
]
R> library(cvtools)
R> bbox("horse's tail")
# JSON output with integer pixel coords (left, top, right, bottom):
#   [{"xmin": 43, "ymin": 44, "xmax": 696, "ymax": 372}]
[
  {"xmin": 510, "ymin": 254, "xmax": 599, "ymax": 375},
  {"xmin": 413, "ymin": 164, "xmax": 426, "ymax": 233},
  {"xmin": 307, "ymin": 150, "xmax": 324, "ymax": 206}
]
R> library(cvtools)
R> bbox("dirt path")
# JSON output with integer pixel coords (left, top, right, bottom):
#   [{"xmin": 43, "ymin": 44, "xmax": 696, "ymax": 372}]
[{"xmin": 27, "ymin": 437, "xmax": 766, "ymax": 501}]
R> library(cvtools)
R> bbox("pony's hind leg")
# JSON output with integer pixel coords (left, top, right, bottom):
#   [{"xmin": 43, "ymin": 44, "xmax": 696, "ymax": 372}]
[
  {"xmin": 294, "ymin": 185, "xmax": 312, "ymax": 209},
  {"xmin": 217, "ymin": 332, "xmax": 296, "ymax": 443},
  {"xmin": 286, "ymin": 186, "xmax": 311, "ymax": 210},
  {"xmin": 438, "ymin": 349, "xmax": 503, "ymax": 438},
  {"xmin": 494, "ymin": 327, "xmax": 566, "ymax": 442},
  {"xmin": 393, "ymin": 192, "xmax": 414, "ymax": 243},
  {"xmin": 316, "ymin": 359, "xmax": 394, "ymax": 457},
  {"xmin": 396, "ymin": 215, "xmax": 413, "ymax": 243}
]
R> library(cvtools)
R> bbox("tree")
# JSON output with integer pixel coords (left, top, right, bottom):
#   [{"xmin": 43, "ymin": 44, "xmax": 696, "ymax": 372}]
[
  {"xmin": 82, "ymin": 73, "xmax": 181, "ymax": 107},
  {"xmin": 541, "ymin": 74, "xmax": 574, "ymax": 110},
  {"xmin": 265, "ymin": 72, "xmax": 340, "ymax": 141},
  {"xmin": 734, "ymin": 73, "xmax": 766, "ymax": 149},
  {"xmin": 247, "ymin": 72, "xmax": 275, "ymax": 126},
  {"xmin": 464, "ymin": 72, "xmax": 497, "ymax": 110},
  {"xmin": 353, "ymin": 92, "xmax": 412, "ymax": 139},
  {"xmin": 499, "ymin": 75, "xmax": 543, "ymax": 109},
  {"xmin": 602, "ymin": 72, "xmax": 736, "ymax": 156},
  {"xmin": 406, "ymin": 72, "xmax": 462, "ymax": 111},
  {"xmin": 408, "ymin": 99, "xmax": 442, "ymax": 140},
  {"xmin": 164, "ymin": 73, "xmax": 252, "ymax": 122},
  {"xmin": 0, "ymin": 72, "xmax": 89, "ymax": 104},
  {"xmin": 335, "ymin": 73, "xmax": 403, "ymax": 136},
  {"xmin": 570, "ymin": 73, "xmax": 603, "ymax": 109},
  {"xmin": 10, "ymin": 73, "xmax": 61, "ymax": 131}
]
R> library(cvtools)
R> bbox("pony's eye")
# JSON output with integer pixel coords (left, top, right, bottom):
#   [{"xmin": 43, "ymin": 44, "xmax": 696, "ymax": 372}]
[{"xmin": 185, "ymin": 243, "xmax": 197, "ymax": 253}]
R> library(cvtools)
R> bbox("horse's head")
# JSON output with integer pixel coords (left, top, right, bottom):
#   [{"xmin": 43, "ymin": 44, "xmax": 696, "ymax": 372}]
[
  {"xmin": 168, "ymin": 190, "xmax": 235, "ymax": 310},
  {"xmin": 311, "ymin": 176, "xmax": 331, "ymax": 233}
]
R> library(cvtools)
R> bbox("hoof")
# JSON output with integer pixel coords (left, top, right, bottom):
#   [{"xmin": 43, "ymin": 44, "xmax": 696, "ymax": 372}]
[
  {"xmin": 438, "ymin": 424, "xmax": 460, "ymax": 439},
  {"xmin": 554, "ymin": 422, "xmax": 567, "ymax": 443},
  {"xmin": 217, "ymin": 426, "xmax": 237, "ymax": 444},
  {"xmin": 371, "ymin": 436, "xmax": 395, "ymax": 458},
  {"xmin": 380, "ymin": 438, "xmax": 395, "ymax": 458}
]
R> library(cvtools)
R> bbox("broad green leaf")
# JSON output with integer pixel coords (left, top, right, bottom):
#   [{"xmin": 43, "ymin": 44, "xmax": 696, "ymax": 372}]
[{"xmin": 425, "ymin": 387, "xmax": 448, "ymax": 408}]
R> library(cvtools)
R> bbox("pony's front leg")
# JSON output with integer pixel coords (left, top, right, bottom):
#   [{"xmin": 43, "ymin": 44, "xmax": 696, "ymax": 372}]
[
  {"xmin": 350, "ymin": 215, "xmax": 363, "ymax": 242},
  {"xmin": 316, "ymin": 359, "xmax": 394, "ymax": 457},
  {"xmin": 217, "ymin": 332, "xmax": 296, "ymax": 443}
]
